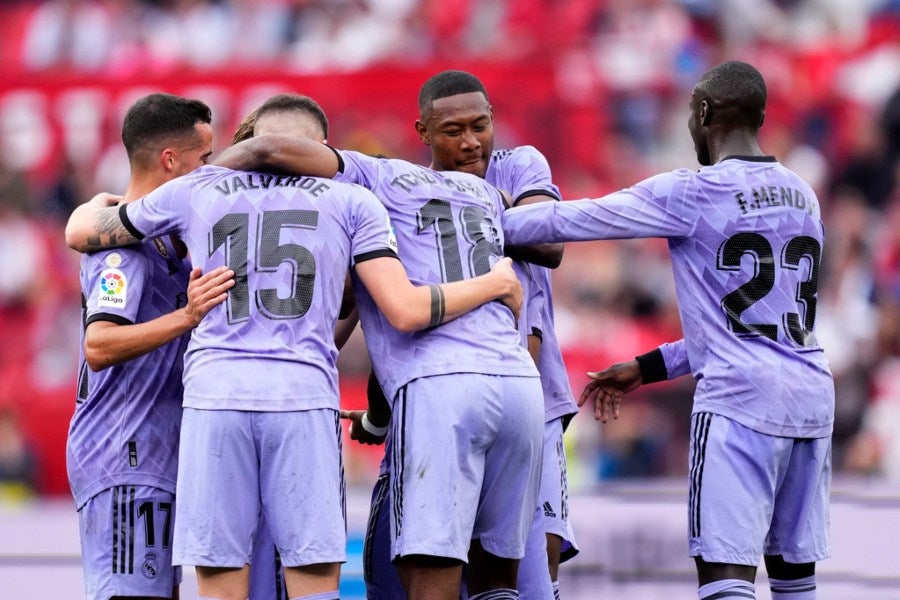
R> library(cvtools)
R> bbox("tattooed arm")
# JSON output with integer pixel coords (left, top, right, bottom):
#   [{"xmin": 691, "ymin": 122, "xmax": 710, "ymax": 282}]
[{"xmin": 65, "ymin": 193, "xmax": 140, "ymax": 252}]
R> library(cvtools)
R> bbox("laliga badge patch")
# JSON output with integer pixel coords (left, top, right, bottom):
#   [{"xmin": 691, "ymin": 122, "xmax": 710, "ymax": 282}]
[
  {"xmin": 98, "ymin": 268, "xmax": 127, "ymax": 308},
  {"xmin": 386, "ymin": 216, "xmax": 399, "ymax": 253}
]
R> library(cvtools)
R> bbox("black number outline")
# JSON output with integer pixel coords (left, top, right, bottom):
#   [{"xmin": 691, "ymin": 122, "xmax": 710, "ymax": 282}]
[
  {"xmin": 209, "ymin": 210, "xmax": 319, "ymax": 323},
  {"xmin": 417, "ymin": 198, "xmax": 501, "ymax": 283},
  {"xmin": 717, "ymin": 232, "xmax": 821, "ymax": 345}
]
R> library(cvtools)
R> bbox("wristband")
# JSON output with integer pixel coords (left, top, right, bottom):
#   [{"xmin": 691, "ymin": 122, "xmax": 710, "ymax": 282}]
[
  {"xmin": 361, "ymin": 412, "xmax": 390, "ymax": 437},
  {"xmin": 635, "ymin": 348, "xmax": 667, "ymax": 384}
]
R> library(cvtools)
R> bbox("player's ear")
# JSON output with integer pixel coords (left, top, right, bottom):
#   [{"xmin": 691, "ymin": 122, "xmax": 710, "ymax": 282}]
[
  {"xmin": 414, "ymin": 120, "xmax": 430, "ymax": 145},
  {"xmin": 699, "ymin": 100, "xmax": 711, "ymax": 127},
  {"xmin": 161, "ymin": 148, "xmax": 177, "ymax": 172}
]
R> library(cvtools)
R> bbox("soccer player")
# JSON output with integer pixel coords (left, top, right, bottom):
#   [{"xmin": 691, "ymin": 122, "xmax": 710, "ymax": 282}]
[
  {"xmin": 417, "ymin": 70, "xmax": 580, "ymax": 599},
  {"xmin": 212, "ymin": 123, "xmax": 546, "ymax": 600},
  {"xmin": 348, "ymin": 69, "xmax": 580, "ymax": 600},
  {"xmin": 502, "ymin": 60, "xmax": 834, "ymax": 600},
  {"xmin": 67, "ymin": 92, "xmax": 234, "ymax": 600},
  {"xmin": 65, "ymin": 105, "xmax": 526, "ymax": 600},
  {"xmin": 233, "ymin": 93, "xmax": 358, "ymax": 600}
]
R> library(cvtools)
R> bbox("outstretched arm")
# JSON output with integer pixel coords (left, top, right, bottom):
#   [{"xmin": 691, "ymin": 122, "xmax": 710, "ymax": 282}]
[
  {"xmin": 214, "ymin": 134, "xmax": 340, "ymax": 177},
  {"xmin": 504, "ymin": 193, "xmax": 564, "ymax": 268},
  {"xmin": 84, "ymin": 266, "xmax": 234, "ymax": 370},
  {"xmin": 354, "ymin": 256, "xmax": 522, "ymax": 333},
  {"xmin": 578, "ymin": 340, "xmax": 689, "ymax": 423}
]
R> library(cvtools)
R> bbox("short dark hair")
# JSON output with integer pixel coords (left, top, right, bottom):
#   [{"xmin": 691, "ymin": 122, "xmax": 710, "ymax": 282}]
[
  {"xmin": 255, "ymin": 94, "xmax": 328, "ymax": 139},
  {"xmin": 696, "ymin": 61, "xmax": 767, "ymax": 129},
  {"xmin": 418, "ymin": 70, "xmax": 489, "ymax": 115},
  {"xmin": 121, "ymin": 93, "xmax": 212, "ymax": 167}
]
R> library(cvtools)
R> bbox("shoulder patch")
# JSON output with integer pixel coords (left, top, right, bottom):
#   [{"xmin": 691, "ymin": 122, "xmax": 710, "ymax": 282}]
[
  {"xmin": 385, "ymin": 215, "xmax": 398, "ymax": 253},
  {"xmin": 97, "ymin": 268, "xmax": 128, "ymax": 308},
  {"xmin": 105, "ymin": 252, "xmax": 123, "ymax": 268}
]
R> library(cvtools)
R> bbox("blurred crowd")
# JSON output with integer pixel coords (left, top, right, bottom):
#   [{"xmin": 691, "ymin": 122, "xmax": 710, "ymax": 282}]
[{"xmin": 3, "ymin": 0, "xmax": 900, "ymax": 495}]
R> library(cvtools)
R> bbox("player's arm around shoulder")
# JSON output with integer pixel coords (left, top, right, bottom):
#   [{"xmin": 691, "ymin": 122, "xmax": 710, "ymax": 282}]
[
  {"xmin": 83, "ymin": 265, "xmax": 234, "ymax": 371},
  {"xmin": 65, "ymin": 193, "xmax": 136, "ymax": 252},
  {"xmin": 354, "ymin": 256, "xmax": 522, "ymax": 333},
  {"xmin": 214, "ymin": 134, "xmax": 340, "ymax": 178}
]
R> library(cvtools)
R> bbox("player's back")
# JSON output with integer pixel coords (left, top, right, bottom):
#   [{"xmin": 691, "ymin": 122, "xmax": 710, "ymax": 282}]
[
  {"xmin": 125, "ymin": 165, "xmax": 391, "ymax": 412},
  {"xmin": 68, "ymin": 240, "xmax": 189, "ymax": 508},
  {"xmin": 337, "ymin": 152, "xmax": 538, "ymax": 401},
  {"xmin": 672, "ymin": 157, "xmax": 834, "ymax": 436}
]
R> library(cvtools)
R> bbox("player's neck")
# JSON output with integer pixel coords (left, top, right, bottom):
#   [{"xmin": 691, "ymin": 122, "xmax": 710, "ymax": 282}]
[
  {"xmin": 711, "ymin": 133, "xmax": 763, "ymax": 165},
  {"xmin": 122, "ymin": 171, "xmax": 165, "ymax": 203}
]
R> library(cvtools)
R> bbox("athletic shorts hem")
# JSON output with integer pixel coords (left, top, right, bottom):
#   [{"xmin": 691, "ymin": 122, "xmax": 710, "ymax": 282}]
[
  {"xmin": 393, "ymin": 544, "xmax": 467, "ymax": 563},
  {"xmin": 689, "ymin": 548, "xmax": 758, "ymax": 566},
  {"xmin": 560, "ymin": 543, "xmax": 579, "ymax": 563},
  {"xmin": 475, "ymin": 534, "xmax": 525, "ymax": 561},
  {"xmin": 173, "ymin": 552, "xmax": 247, "ymax": 568},
  {"xmin": 278, "ymin": 552, "xmax": 347, "ymax": 567}
]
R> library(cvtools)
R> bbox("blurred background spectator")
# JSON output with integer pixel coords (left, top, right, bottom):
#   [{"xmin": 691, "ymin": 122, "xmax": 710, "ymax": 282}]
[
  {"xmin": 0, "ymin": 406, "xmax": 38, "ymax": 501},
  {"xmin": 2, "ymin": 0, "xmax": 900, "ymax": 495}
]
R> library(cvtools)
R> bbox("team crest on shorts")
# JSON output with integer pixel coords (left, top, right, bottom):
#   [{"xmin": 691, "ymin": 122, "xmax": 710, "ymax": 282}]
[
  {"xmin": 98, "ymin": 268, "xmax": 127, "ymax": 308},
  {"xmin": 141, "ymin": 552, "xmax": 159, "ymax": 579}
]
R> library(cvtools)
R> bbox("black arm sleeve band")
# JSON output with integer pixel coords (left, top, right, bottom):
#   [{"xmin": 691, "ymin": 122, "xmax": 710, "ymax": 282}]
[
  {"xmin": 354, "ymin": 249, "xmax": 399, "ymax": 264},
  {"xmin": 513, "ymin": 189, "xmax": 561, "ymax": 206},
  {"xmin": 86, "ymin": 313, "xmax": 134, "ymax": 327},
  {"xmin": 324, "ymin": 144, "xmax": 345, "ymax": 173},
  {"xmin": 118, "ymin": 204, "xmax": 145, "ymax": 241},
  {"xmin": 635, "ymin": 347, "xmax": 667, "ymax": 384}
]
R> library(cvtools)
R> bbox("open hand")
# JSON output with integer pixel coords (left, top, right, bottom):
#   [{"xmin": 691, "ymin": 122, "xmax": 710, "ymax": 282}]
[
  {"xmin": 578, "ymin": 359, "xmax": 643, "ymax": 423},
  {"xmin": 184, "ymin": 266, "xmax": 235, "ymax": 327},
  {"xmin": 491, "ymin": 257, "xmax": 523, "ymax": 322}
]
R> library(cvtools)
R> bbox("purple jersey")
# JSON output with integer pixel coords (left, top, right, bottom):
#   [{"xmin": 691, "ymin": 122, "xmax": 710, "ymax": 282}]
[
  {"xmin": 503, "ymin": 157, "xmax": 834, "ymax": 438},
  {"xmin": 121, "ymin": 165, "xmax": 397, "ymax": 411},
  {"xmin": 68, "ymin": 239, "xmax": 189, "ymax": 508},
  {"xmin": 487, "ymin": 146, "xmax": 577, "ymax": 422},
  {"xmin": 660, "ymin": 339, "xmax": 691, "ymax": 379},
  {"xmin": 335, "ymin": 151, "xmax": 538, "ymax": 402}
]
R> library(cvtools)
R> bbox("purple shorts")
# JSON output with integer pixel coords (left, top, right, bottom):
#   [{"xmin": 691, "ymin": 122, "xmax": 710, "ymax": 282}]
[
  {"xmin": 173, "ymin": 408, "xmax": 346, "ymax": 568},
  {"xmin": 77, "ymin": 485, "xmax": 181, "ymax": 600}
]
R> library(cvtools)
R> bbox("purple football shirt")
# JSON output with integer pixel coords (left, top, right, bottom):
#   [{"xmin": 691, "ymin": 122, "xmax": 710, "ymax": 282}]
[
  {"xmin": 68, "ymin": 238, "xmax": 189, "ymax": 508},
  {"xmin": 503, "ymin": 157, "xmax": 834, "ymax": 437},
  {"xmin": 122, "ymin": 165, "xmax": 398, "ymax": 411},
  {"xmin": 487, "ymin": 146, "xmax": 577, "ymax": 422},
  {"xmin": 336, "ymin": 151, "xmax": 538, "ymax": 402}
]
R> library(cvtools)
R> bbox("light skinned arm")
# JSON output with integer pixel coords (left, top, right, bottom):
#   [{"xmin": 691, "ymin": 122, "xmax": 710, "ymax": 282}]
[
  {"xmin": 354, "ymin": 255, "xmax": 522, "ymax": 333},
  {"xmin": 65, "ymin": 132, "xmax": 339, "ymax": 253},
  {"xmin": 65, "ymin": 193, "xmax": 133, "ymax": 252},
  {"xmin": 84, "ymin": 266, "xmax": 234, "ymax": 371}
]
